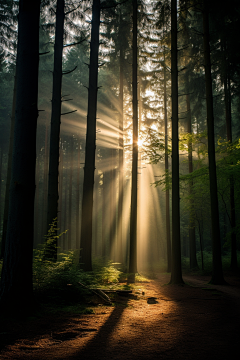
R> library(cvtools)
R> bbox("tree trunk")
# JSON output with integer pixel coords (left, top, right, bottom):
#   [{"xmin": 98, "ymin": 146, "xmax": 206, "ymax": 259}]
[
  {"xmin": 197, "ymin": 219, "xmax": 204, "ymax": 271},
  {"xmin": 46, "ymin": 0, "xmax": 65, "ymax": 259},
  {"xmin": 1, "ymin": 70, "xmax": 17, "ymax": 259},
  {"xmin": 42, "ymin": 122, "xmax": 49, "ymax": 242},
  {"xmin": 0, "ymin": 0, "xmax": 40, "ymax": 311},
  {"xmin": 34, "ymin": 153, "xmax": 40, "ymax": 247},
  {"xmin": 75, "ymin": 138, "xmax": 81, "ymax": 249},
  {"xmin": 58, "ymin": 142, "xmax": 63, "ymax": 249},
  {"xmin": 118, "ymin": 36, "xmax": 124, "ymax": 265},
  {"xmin": 202, "ymin": 0, "xmax": 225, "ymax": 284},
  {"xmin": 186, "ymin": 88, "xmax": 198, "ymax": 269},
  {"xmin": 68, "ymin": 136, "xmax": 73, "ymax": 250},
  {"xmin": 94, "ymin": 172, "xmax": 99, "ymax": 256},
  {"xmin": 109, "ymin": 148, "xmax": 117, "ymax": 261},
  {"xmin": 63, "ymin": 150, "xmax": 68, "ymax": 250},
  {"xmin": 222, "ymin": 40, "xmax": 237, "ymax": 270},
  {"xmin": 80, "ymin": 0, "xmax": 100, "ymax": 271},
  {"xmin": 169, "ymin": 0, "xmax": 184, "ymax": 284},
  {"xmin": 102, "ymin": 170, "xmax": 108, "ymax": 258},
  {"xmin": 163, "ymin": 45, "xmax": 171, "ymax": 273},
  {"xmin": 128, "ymin": 0, "xmax": 138, "ymax": 283},
  {"xmin": 0, "ymin": 148, "xmax": 3, "ymax": 232}
]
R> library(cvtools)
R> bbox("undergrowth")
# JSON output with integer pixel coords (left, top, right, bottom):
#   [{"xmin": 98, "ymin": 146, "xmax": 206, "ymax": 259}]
[
  {"xmin": 31, "ymin": 221, "xmax": 127, "ymax": 314},
  {"xmin": 33, "ymin": 250, "xmax": 125, "ymax": 312}
]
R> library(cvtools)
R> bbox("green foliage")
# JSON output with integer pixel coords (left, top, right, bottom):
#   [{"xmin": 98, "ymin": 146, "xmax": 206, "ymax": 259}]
[
  {"xmin": 151, "ymin": 169, "xmax": 172, "ymax": 191},
  {"xmin": 142, "ymin": 128, "xmax": 167, "ymax": 164},
  {"xmin": 179, "ymin": 130, "xmax": 208, "ymax": 163},
  {"xmin": 90, "ymin": 258, "xmax": 122, "ymax": 286},
  {"xmin": 39, "ymin": 218, "xmax": 67, "ymax": 261},
  {"xmin": 148, "ymin": 127, "xmax": 240, "ymax": 254},
  {"xmin": 33, "ymin": 242, "xmax": 124, "ymax": 308}
]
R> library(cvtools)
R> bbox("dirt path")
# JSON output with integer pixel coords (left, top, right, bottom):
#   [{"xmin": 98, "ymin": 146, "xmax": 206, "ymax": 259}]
[{"xmin": 1, "ymin": 273, "xmax": 240, "ymax": 360}]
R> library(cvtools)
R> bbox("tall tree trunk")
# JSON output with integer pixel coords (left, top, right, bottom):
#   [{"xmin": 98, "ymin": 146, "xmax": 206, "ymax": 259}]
[
  {"xmin": 34, "ymin": 153, "xmax": 40, "ymax": 247},
  {"xmin": 68, "ymin": 137, "xmax": 73, "ymax": 250},
  {"xmin": 0, "ymin": 0, "xmax": 40, "ymax": 311},
  {"xmin": 186, "ymin": 84, "xmax": 198, "ymax": 269},
  {"xmin": 170, "ymin": 0, "xmax": 183, "ymax": 284},
  {"xmin": 118, "ymin": 36, "xmax": 124, "ymax": 265},
  {"xmin": 197, "ymin": 218, "xmax": 204, "ymax": 270},
  {"xmin": 63, "ymin": 151, "xmax": 68, "ymax": 250},
  {"xmin": 42, "ymin": 122, "xmax": 49, "ymax": 242},
  {"xmin": 58, "ymin": 142, "xmax": 63, "ymax": 249},
  {"xmin": 0, "ymin": 148, "xmax": 3, "ymax": 235},
  {"xmin": 109, "ymin": 148, "xmax": 117, "ymax": 260},
  {"xmin": 94, "ymin": 172, "xmax": 99, "ymax": 256},
  {"xmin": 80, "ymin": 0, "xmax": 100, "ymax": 271},
  {"xmin": 202, "ymin": 0, "xmax": 225, "ymax": 284},
  {"xmin": 1, "ymin": 70, "xmax": 17, "ymax": 259},
  {"xmin": 222, "ymin": 41, "xmax": 237, "ymax": 270},
  {"xmin": 102, "ymin": 170, "xmax": 108, "ymax": 258},
  {"xmin": 75, "ymin": 138, "xmax": 81, "ymax": 249},
  {"xmin": 109, "ymin": 150, "xmax": 114, "ymax": 256},
  {"xmin": 163, "ymin": 46, "xmax": 171, "ymax": 273},
  {"xmin": 128, "ymin": 0, "xmax": 138, "ymax": 282},
  {"xmin": 46, "ymin": 0, "xmax": 65, "ymax": 259},
  {"xmin": 0, "ymin": 149, "xmax": 3, "ymax": 223}
]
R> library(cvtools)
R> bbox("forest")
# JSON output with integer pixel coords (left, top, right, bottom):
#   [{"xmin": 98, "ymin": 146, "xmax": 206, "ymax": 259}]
[{"xmin": 0, "ymin": 0, "xmax": 240, "ymax": 358}]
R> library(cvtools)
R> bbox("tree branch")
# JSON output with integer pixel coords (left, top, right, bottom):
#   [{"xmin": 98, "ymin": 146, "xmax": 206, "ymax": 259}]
[
  {"xmin": 65, "ymin": 3, "xmax": 82, "ymax": 16},
  {"xmin": 62, "ymin": 65, "xmax": 77, "ymax": 75},
  {"xmin": 61, "ymin": 110, "xmax": 77, "ymax": 116},
  {"xmin": 39, "ymin": 51, "xmax": 50, "ymax": 56},
  {"xmin": 63, "ymin": 39, "xmax": 86, "ymax": 48}
]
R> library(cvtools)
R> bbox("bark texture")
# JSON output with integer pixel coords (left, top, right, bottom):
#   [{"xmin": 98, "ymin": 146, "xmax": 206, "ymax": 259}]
[
  {"xmin": 0, "ymin": 0, "xmax": 41, "ymax": 311},
  {"xmin": 128, "ymin": 0, "xmax": 138, "ymax": 282},
  {"xmin": 186, "ymin": 84, "xmax": 198, "ymax": 270},
  {"xmin": 202, "ymin": 0, "xmax": 225, "ymax": 284},
  {"xmin": 222, "ymin": 40, "xmax": 237, "ymax": 270},
  {"xmin": 75, "ymin": 138, "xmax": 81, "ymax": 249},
  {"xmin": 68, "ymin": 137, "xmax": 73, "ymax": 249},
  {"xmin": 1, "ymin": 71, "xmax": 17, "ymax": 259},
  {"xmin": 46, "ymin": 0, "xmax": 65, "ymax": 257},
  {"xmin": 80, "ymin": 0, "xmax": 100, "ymax": 271},
  {"xmin": 163, "ymin": 46, "xmax": 171, "ymax": 273},
  {"xmin": 169, "ymin": 0, "xmax": 184, "ymax": 284},
  {"xmin": 117, "ymin": 36, "xmax": 124, "ymax": 264}
]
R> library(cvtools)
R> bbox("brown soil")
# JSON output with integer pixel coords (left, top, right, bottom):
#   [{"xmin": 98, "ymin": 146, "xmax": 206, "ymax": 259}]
[{"xmin": 1, "ymin": 273, "xmax": 240, "ymax": 360}]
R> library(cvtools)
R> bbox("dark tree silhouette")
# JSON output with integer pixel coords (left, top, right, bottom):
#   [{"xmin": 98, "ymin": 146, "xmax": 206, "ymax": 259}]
[
  {"xmin": 1, "ymin": 70, "xmax": 17, "ymax": 259},
  {"xmin": 0, "ymin": 0, "xmax": 41, "ymax": 311},
  {"xmin": 163, "ymin": 43, "xmax": 171, "ymax": 273},
  {"xmin": 128, "ymin": 0, "xmax": 138, "ymax": 283},
  {"xmin": 46, "ymin": 0, "xmax": 65, "ymax": 258},
  {"xmin": 202, "ymin": 0, "xmax": 225, "ymax": 284},
  {"xmin": 80, "ymin": 0, "xmax": 100, "ymax": 271},
  {"xmin": 169, "ymin": 0, "xmax": 184, "ymax": 285}
]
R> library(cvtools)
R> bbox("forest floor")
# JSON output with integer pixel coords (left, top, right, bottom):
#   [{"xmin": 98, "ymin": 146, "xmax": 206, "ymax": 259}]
[{"xmin": 0, "ymin": 271, "xmax": 240, "ymax": 360}]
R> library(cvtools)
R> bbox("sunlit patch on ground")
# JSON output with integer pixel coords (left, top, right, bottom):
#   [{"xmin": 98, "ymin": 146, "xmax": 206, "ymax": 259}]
[{"xmin": 1, "ymin": 273, "xmax": 240, "ymax": 360}]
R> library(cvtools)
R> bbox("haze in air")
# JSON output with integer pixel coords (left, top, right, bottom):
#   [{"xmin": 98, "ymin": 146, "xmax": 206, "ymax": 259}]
[{"xmin": 0, "ymin": 0, "xmax": 239, "ymax": 359}]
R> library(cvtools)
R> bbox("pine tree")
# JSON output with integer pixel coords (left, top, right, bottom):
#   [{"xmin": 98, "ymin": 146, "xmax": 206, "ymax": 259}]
[
  {"xmin": 202, "ymin": 0, "xmax": 225, "ymax": 284},
  {"xmin": 80, "ymin": 0, "xmax": 101, "ymax": 271},
  {"xmin": 128, "ymin": 0, "xmax": 138, "ymax": 283},
  {"xmin": 0, "ymin": 0, "xmax": 41, "ymax": 312},
  {"xmin": 169, "ymin": 0, "xmax": 184, "ymax": 284}
]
